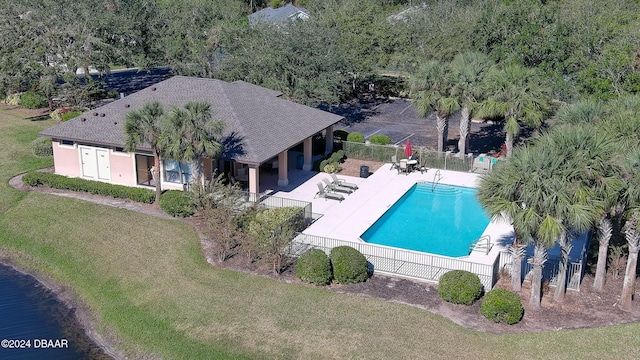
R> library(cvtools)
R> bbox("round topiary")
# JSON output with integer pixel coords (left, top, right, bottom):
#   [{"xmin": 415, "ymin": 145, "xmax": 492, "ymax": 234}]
[
  {"xmin": 159, "ymin": 190, "xmax": 194, "ymax": 217},
  {"xmin": 346, "ymin": 132, "xmax": 365, "ymax": 143},
  {"xmin": 31, "ymin": 137, "xmax": 53, "ymax": 157},
  {"xmin": 438, "ymin": 270, "xmax": 483, "ymax": 305},
  {"xmin": 368, "ymin": 134, "xmax": 392, "ymax": 145},
  {"xmin": 330, "ymin": 246, "xmax": 369, "ymax": 284},
  {"xmin": 296, "ymin": 248, "xmax": 332, "ymax": 285},
  {"xmin": 480, "ymin": 288, "xmax": 524, "ymax": 324}
]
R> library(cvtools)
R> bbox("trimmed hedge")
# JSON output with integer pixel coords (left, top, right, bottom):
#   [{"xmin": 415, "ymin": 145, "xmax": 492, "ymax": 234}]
[
  {"xmin": 22, "ymin": 171, "xmax": 155, "ymax": 203},
  {"xmin": 31, "ymin": 137, "xmax": 53, "ymax": 157},
  {"xmin": 330, "ymin": 246, "xmax": 369, "ymax": 284},
  {"xmin": 480, "ymin": 288, "xmax": 524, "ymax": 325},
  {"xmin": 438, "ymin": 270, "xmax": 483, "ymax": 305},
  {"xmin": 296, "ymin": 248, "xmax": 332, "ymax": 285},
  {"xmin": 159, "ymin": 190, "xmax": 195, "ymax": 217},
  {"xmin": 346, "ymin": 132, "xmax": 365, "ymax": 143},
  {"xmin": 368, "ymin": 134, "xmax": 392, "ymax": 145}
]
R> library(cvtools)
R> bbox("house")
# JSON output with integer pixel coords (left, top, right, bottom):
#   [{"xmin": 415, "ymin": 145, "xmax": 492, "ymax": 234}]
[
  {"xmin": 39, "ymin": 76, "xmax": 343, "ymax": 197},
  {"xmin": 248, "ymin": 4, "xmax": 309, "ymax": 27}
]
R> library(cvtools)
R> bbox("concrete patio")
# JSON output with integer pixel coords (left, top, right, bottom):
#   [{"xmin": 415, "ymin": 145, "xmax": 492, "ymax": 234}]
[{"xmin": 267, "ymin": 163, "xmax": 515, "ymax": 267}]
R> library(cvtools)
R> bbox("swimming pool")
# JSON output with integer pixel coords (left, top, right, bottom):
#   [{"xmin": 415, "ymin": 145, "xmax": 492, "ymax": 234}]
[{"xmin": 360, "ymin": 182, "xmax": 490, "ymax": 257}]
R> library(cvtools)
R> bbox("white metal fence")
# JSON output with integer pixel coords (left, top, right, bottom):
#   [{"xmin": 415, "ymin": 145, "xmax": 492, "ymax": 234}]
[
  {"xmin": 499, "ymin": 251, "xmax": 584, "ymax": 291},
  {"xmin": 290, "ymin": 233, "xmax": 500, "ymax": 290}
]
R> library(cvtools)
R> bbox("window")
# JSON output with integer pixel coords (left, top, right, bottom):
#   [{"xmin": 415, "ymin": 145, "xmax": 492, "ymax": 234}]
[
  {"xmin": 163, "ymin": 159, "xmax": 193, "ymax": 184},
  {"xmin": 60, "ymin": 140, "xmax": 74, "ymax": 146}
]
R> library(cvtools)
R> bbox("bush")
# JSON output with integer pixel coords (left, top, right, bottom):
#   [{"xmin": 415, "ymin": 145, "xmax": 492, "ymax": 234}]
[
  {"xmin": 318, "ymin": 150, "xmax": 345, "ymax": 173},
  {"xmin": 330, "ymin": 246, "xmax": 369, "ymax": 284},
  {"xmin": 160, "ymin": 190, "xmax": 195, "ymax": 217},
  {"xmin": 6, "ymin": 93, "xmax": 21, "ymax": 106},
  {"xmin": 346, "ymin": 132, "xmax": 365, "ymax": 143},
  {"xmin": 438, "ymin": 270, "xmax": 483, "ymax": 305},
  {"xmin": 480, "ymin": 289, "xmax": 524, "ymax": 325},
  {"xmin": 296, "ymin": 249, "xmax": 332, "ymax": 285},
  {"xmin": 22, "ymin": 171, "xmax": 155, "ymax": 203},
  {"xmin": 61, "ymin": 110, "xmax": 83, "ymax": 122},
  {"xmin": 368, "ymin": 134, "xmax": 392, "ymax": 145},
  {"xmin": 31, "ymin": 137, "xmax": 53, "ymax": 157},
  {"xmin": 20, "ymin": 92, "xmax": 48, "ymax": 109}
]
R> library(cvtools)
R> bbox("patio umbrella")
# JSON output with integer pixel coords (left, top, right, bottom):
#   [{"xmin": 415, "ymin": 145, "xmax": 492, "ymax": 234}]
[{"xmin": 404, "ymin": 139, "xmax": 413, "ymax": 158}]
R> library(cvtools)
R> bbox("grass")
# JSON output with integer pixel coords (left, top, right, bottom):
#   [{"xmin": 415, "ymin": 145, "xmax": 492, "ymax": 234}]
[{"xmin": 1, "ymin": 104, "xmax": 640, "ymax": 359}]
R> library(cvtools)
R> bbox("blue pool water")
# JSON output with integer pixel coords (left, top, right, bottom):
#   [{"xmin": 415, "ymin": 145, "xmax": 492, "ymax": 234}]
[{"xmin": 361, "ymin": 183, "xmax": 490, "ymax": 257}]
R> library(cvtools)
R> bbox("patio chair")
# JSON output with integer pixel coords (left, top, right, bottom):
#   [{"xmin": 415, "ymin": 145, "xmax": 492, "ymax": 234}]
[
  {"xmin": 398, "ymin": 159, "xmax": 409, "ymax": 175},
  {"xmin": 315, "ymin": 182, "xmax": 344, "ymax": 202},
  {"xmin": 330, "ymin": 173, "xmax": 358, "ymax": 190},
  {"xmin": 322, "ymin": 178, "xmax": 353, "ymax": 194},
  {"xmin": 390, "ymin": 155, "xmax": 399, "ymax": 171}
]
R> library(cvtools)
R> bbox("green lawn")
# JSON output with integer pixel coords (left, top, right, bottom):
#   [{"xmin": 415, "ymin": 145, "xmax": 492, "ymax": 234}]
[{"xmin": 1, "ymin": 104, "xmax": 639, "ymax": 359}]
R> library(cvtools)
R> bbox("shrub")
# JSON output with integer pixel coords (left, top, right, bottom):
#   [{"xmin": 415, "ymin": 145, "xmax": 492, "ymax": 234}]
[
  {"xmin": 296, "ymin": 249, "xmax": 332, "ymax": 285},
  {"xmin": 246, "ymin": 207, "xmax": 305, "ymax": 274},
  {"xmin": 330, "ymin": 246, "xmax": 369, "ymax": 284},
  {"xmin": 7, "ymin": 93, "xmax": 22, "ymax": 106},
  {"xmin": 438, "ymin": 270, "xmax": 483, "ymax": 305},
  {"xmin": 346, "ymin": 132, "xmax": 365, "ymax": 143},
  {"xmin": 318, "ymin": 150, "xmax": 345, "ymax": 173},
  {"xmin": 368, "ymin": 134, "xmax": 392, "ymax": 145},
  {"xmin": 480, "ymin": 288, "xmax": 524, "ymax": 325},
  {"xmin": 31, "ymin": 137, "xmax": 53, "ymax": 157},
  {"xmin": 22, "ymin": 171, "xmax": 155, "ymax": 203},
  {"xmin": 160, "ymin": 190, "xmax": 195, "ymax": 217},
  {"xmin": 61, "ymin": 110, "xmax": 83, "ymax": 122},
  {"xmin": 20, "ymin": 92, "xmax": 48, "ymax": 109}
]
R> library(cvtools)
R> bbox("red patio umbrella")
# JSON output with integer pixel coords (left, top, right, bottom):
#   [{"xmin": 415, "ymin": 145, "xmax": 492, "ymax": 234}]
[{"xmin": 404, "ymin": 139, "xmax": 413, "ymax": 158}]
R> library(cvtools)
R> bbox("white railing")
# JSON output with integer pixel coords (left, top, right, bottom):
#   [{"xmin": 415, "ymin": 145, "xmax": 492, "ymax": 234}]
[
  {"xmin": 291, "ymin": 233, "xmax": 499, "ymax": 289},
  {"xmin": 499, "ymin": 251, "xmax": 583, "ymax": 291}
]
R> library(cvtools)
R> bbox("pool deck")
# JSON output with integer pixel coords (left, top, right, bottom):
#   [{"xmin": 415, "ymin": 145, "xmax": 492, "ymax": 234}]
[{"xmin": 269, "ymin": 164, "xmax": 515, "ymax": 267}]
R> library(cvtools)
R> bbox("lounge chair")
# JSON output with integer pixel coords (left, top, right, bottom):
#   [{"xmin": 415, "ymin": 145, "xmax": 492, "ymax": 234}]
[
  {"xmin": 330, "ymin": 173, "xmax": 358, "ymax": 190},
  {"xmin": 322, "ymin": 178, "xmax": 353, "ymax": 194},
  {"xmin": 390, "ymin": 155, "xmax": 399, "ymax": 171},
  {"xmin": 315, "ymin": 182, "xmax": 344, "ymax": 202}
]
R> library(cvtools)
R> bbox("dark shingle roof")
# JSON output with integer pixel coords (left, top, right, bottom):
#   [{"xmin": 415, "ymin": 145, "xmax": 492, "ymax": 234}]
[{"xmin": 40, "ymin": 76, "xmax": 343, "ymax": 164}]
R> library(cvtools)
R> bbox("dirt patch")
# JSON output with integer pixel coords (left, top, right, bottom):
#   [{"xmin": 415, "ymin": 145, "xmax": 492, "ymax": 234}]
[
  {"xmin": 9, "ymin": 172, "xmax": 640, "ymax": 336},
  {"xmin": 337, "ymin": 158, "xmax": 386, "ymax": 177}
]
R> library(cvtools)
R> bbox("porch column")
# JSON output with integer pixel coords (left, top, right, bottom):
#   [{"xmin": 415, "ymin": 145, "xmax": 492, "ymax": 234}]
[
  {"xmin": 303, "ymin": 137, "xmax": 312, "ymax": 171},
  {"xmin": 248, "ymin": 166, "xmax": 259, "ymax": 201},
  {"xmin": 277, "ymin": 151, "xmax": 288, "ymax": 187},
  {"xmin": 325, "ymin": 125, "xmax": 334, "ymax": 155}
]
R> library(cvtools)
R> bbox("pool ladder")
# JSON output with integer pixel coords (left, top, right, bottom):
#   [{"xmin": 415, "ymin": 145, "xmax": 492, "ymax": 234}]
[
  {"xmin": 431, "ymin": 169, "xmax": 442, "ymax": 192},
  {"xmin": 469, "ymin": 235, "xmax": 492, "ymax": 255}
]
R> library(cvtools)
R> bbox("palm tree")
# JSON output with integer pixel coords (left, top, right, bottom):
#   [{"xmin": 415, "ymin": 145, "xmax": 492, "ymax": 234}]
[
  {"xmin": 161, "ymin": 101, "xmax": 225, "ymax": 186},
  {"xmin": 409, "ymin": 60, "xmax": 460, "ymax": 155},
  {"xmin": 619, "ymin": 148, "xmax": 640, "ymax": 310},
  {"xmin": 590, "ymin": 95, "xmax": 640, "ymax": 291},
  {"xmin": 477, "ymin": 153, "xmax": 532, "ymax": 293},
  {"xmin": 478, "ymin": 64, "xmax": 552, "ymax": 158},
  {"xmin": 449, "ymin": 52, "xmax": 493, "ymax": 156},
  {"xmin": 479, "ymin": 127, "xmax": 612, "ymax": 307},
  {"xmin": 478, "ymin": 145, "xmax": 556, "ymax": 306},
  {"xmin": 620, "ymin": 214, "xmax": 639, "ymax": 311},
  {"xmin": 124, "ymin": 101, "xmax": 166, "ymax": 204},
  {"xmin": 532, "ymin": 126, "xmax": 622, "ymax": 302}
]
